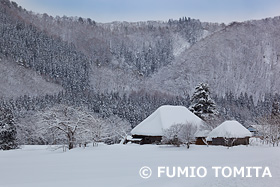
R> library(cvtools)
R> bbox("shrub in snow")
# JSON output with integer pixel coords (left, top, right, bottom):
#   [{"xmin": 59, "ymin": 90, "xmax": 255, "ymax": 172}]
[
  {"xmin": 0, "ymin": 107, "xmax": 18, "ymax": 150},
  {"xmin": 162, "ymin": 122, "xmax": 197, "ymax": 148}
]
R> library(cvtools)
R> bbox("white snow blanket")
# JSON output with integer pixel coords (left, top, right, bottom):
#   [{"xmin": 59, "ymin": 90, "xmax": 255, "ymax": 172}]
[
  {"xmin": 207, "ymin": 120, "xmax": 252, "ymax": 139},
  {"xmin": 0, "ymin": 144, "xmax": 279, "ymax": 187},
  {"xmin": 131, "ymin": 105, "xmax": 204, "ymax": 136}
]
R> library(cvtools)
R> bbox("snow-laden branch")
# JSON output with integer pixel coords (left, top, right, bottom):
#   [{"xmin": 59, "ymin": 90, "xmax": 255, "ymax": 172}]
[{"xmin": 35, "ymin": 104, "xmax": 132, "ymax": 149}]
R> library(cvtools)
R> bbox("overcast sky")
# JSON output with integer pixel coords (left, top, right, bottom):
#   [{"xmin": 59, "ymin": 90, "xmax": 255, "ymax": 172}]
[{"xmin": 12, "ymin": 0, "xmax": 280, "ymax": 23}]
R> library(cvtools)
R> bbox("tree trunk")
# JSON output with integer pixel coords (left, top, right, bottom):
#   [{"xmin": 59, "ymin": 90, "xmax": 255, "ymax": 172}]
[
  {"xmin": 69, "ymin": 142, "xmax": 74, "ymax": 150},
  {"xmin": 68, "ymin": 131, "xmax": 75, "ymax": 150}
]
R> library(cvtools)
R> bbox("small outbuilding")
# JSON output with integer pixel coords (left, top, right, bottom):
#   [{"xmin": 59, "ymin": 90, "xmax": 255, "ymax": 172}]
[
  {"xmin": 247, "ymin": 125, "xmax": 259, "ymax": 136},
  {"xmin": 207, "ymin": 120, "xmax": 251, "ymax": 146},
  {"xmin": 130, "ymin": 105, "xmax": 205, "ymax": 144}
]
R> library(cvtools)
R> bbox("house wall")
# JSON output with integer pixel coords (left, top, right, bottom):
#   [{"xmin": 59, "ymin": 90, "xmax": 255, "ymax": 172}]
[
  {"xmin": 132, "ymin": 135, "xmax": 162, "ymax": 144},
  {"xmin": 212, "ymin": 137, "xmax": 250, "ymax": 146},
  {"xmin": 195, "ymin": 137, "xmax": 207, "ymax": 145}
]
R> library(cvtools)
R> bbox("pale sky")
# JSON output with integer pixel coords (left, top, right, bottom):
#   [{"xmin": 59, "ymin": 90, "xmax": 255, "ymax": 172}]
[{"xmin": 12, "ymin": 0, "xmax": 280, "ymax": 23}]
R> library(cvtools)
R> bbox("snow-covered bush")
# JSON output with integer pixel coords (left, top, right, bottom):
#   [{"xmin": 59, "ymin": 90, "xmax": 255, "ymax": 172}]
[
  {"xmin": 162, "ymin": 122, "xmax": 197, "ymax": 148},
  {"xmin": 162, "ymin": 124, "xmax": 183, "ymax": 146}
]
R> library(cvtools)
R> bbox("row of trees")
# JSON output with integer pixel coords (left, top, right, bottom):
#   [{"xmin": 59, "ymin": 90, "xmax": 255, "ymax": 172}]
[
  {"xmin": 1, "ymin": 81, "xmax": 279, "ymax": 150},
  {"xmin": 2, "ymin": 89, "xmax": 279, "ymax": 129}
]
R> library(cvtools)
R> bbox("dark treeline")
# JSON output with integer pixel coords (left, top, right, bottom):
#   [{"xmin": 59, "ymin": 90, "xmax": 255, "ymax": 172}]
[
  {"xmin": 0, "ymin": 91, "xmax": 188, "ymax": 128},
  {"xmin": 215, "ymin": 92, "xmax": 280, "ymax": 124}
]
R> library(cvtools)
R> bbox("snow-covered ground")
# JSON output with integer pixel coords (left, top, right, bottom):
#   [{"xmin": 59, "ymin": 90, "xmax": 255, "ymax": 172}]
[{"xmin": 0, "ymin": 144, "xmax": 279, "ymax": 187}]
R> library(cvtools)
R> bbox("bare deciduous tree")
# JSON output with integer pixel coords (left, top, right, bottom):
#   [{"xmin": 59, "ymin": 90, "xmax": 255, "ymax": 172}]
[
  {"xmin": 36, "ymin": 105, "xmax": 95, "ymax": 150},
  {"xmin": 162, "ymin": 122, "xmax": 198, "ymax": 148}
]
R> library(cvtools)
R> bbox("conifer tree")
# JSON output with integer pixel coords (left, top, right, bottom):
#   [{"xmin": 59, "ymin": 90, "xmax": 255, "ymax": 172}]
[
  {"xmin": 0, "ymin": 107, "xmax": 18, "ymax": 150},
  {"xmin": 189, "ymin": 83, "xmax": 220, "ymax": 129}
]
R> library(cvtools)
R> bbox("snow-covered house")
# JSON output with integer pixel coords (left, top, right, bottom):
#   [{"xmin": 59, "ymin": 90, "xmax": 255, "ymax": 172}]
[
  {"xmin": 207, "ymin": 120, "xmax": 252, "ymax": 146},
  {"xmin": 130, "ymin": 105, "xmax": 205, "ymax": 144}
]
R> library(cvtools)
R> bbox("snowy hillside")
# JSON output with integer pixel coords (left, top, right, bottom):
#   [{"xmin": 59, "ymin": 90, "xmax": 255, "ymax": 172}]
[
  {"xmin": 0, "ymin": 144, "xmax": 279, "ymax": 187},
  {"xmin": 0, "ymin": 57, "xmax": 63, "ymax": 98},
  {"xmin": 2, "ymin": 0, "xmax": 280, "ymax": 102},
  {"xmin": 147, "ymin": 17, "xmax": 280, "ymax": 101}
]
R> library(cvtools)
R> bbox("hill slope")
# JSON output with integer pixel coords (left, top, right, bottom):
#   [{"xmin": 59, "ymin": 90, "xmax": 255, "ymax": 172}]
[
  {"xmin": 2, "ymin": 0, "xmax": 280, "ymax": 103},
  {"xmin": 147, "ymin": 18, "xmax": 280, "ymax": 101},
  {"xmin": 0, "ymin": 57, "xmax": 63, "ymax": 98}
]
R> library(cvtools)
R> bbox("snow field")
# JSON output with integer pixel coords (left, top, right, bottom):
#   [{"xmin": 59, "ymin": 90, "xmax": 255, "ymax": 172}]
[{"xmin": 0, "ymin": 144, "xmax": 279, "ymax": 187}]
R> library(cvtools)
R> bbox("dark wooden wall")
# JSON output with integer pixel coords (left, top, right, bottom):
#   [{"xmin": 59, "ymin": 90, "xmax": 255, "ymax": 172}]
[
  {"xmin": 212, "ymin": 137, "xmax": 250, "ymax": 146},
  {"xmin": 132, "ymin": 135, "xmax": 162, "ymax": 144},
  {"xmin": 195, "ymin": 137, "xmax": 206, "ymax": 145}
]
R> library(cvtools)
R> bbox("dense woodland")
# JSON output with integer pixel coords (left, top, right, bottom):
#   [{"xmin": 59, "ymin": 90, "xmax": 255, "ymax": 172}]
[{"xmin": 0, "ymin": 0, "xmax": 280, "ymax": 149}]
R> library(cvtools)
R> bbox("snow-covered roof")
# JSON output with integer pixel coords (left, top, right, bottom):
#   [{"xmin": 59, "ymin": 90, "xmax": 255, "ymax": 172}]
[
  {"xmin": 207, "ymin": 120, "xmax": 252, "ymax": 139},
  {"xmin": 195, "ymin": 129, "xmax": 210, "ymax": 137},
  {"xmin": 131, "ymin": 105, "xmax": 204, "ymax": 136}
]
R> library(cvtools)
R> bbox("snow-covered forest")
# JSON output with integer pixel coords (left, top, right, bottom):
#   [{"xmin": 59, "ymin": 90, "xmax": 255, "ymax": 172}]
[{"xmin": 0, "ymin": 0, "xmax": 280, "ymax": 149}]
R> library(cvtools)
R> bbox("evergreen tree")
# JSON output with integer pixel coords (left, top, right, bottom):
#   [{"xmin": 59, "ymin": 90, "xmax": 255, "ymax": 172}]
[
  {"xmin": 0, "ymin": 107, "xmax": 18, "ymax": 150},
  {"xmin": 189, "ymin": 83, "xmax": 220, "ymax": 128}
]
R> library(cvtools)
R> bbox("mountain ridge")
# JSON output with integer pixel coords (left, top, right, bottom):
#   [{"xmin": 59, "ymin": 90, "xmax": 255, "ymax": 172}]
[
  {"xmin": 1, "ymin": 0, "xmax": 280, "ymax": 102},
  {"xmin": 146, "ymin": 16, "xmax": 280, "ymax": 101}
]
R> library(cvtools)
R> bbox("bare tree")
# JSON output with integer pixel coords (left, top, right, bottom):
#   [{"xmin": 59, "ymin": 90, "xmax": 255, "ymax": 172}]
[
  {"xmin": 104, "ymin": 115, "xmax": 131, "ymax": 144},
  {"xmin": 178, "ymin": 122, "xmax": 198, "ymax": 148},
  {"xmin": 162, "ymin": 122, "xmax": 198, "ymax": 148},
  {"xmin": 36, "ymin": 105, "xmax": 96, "ymax": 150},
  {"xmin": 223, "ymin": 137, "xmax": 237, "ymax": 149},
  {"xmin": 257, "ymin": 115, "xmax": 280, "ymax": 147},
  {"xmin": 16, "ymin": 110, "xmax": 48, "ymax": 145}
]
